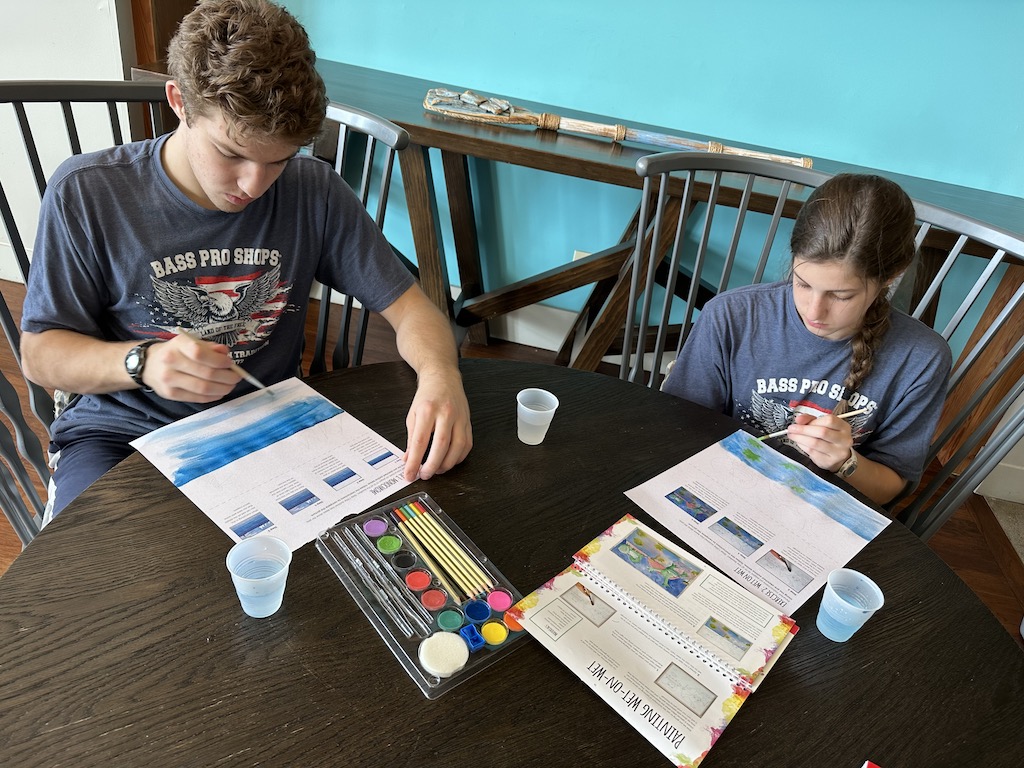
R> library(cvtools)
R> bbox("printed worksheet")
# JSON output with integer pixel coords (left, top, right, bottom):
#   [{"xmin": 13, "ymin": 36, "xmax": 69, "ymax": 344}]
[
  {"xmin": 132, "ymin": 377, "xmax": 411, "ymax": 550},
  {"xmin": 625, "ymin": 430, "xmax": 890, "ymax": 612}
]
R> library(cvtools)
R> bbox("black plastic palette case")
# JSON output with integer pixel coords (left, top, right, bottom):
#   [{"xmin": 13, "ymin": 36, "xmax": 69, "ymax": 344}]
[{"xmin": 317, "ymin": 493, "xmax": 527, "ymax": 698}]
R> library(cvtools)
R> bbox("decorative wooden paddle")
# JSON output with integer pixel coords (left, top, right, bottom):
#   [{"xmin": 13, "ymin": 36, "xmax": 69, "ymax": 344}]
[{"xmin": 424, "ymin": 88, "xmax": 813, "ymax": 168}]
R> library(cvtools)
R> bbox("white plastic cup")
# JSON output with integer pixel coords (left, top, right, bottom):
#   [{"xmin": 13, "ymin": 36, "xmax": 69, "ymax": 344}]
[
  {"xmin": 516, "ymin": 388, "xmax": 559, "ymax": 445},
  {"xmin": 226, "ymin": 535, "xmax": 292, "ymax": 618},
  {"xmin": 815, "ymin": 568, "xmax": 884, "ymax": 642}
]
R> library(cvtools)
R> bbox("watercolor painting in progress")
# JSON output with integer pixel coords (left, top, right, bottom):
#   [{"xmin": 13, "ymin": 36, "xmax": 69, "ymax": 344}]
[{"xmin": 132, "ymin": 377, "xmax": 411, "ymax": 549}]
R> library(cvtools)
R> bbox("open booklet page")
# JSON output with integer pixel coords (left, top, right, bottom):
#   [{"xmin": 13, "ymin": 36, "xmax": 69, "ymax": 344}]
[
  {"xmin": 132, "ymin": 377, "xmax": 411, "ymax": 550},
  {"xmin": 510, "ymin": 515, "xmax": 796, "ymax": 768},
  {"xmin": 574, "ymin": 515, "xmax": 796, "ymax": 688},
  {"xmin": 626, "ymin": 430, "xmax": 890, "ymax": 612}
]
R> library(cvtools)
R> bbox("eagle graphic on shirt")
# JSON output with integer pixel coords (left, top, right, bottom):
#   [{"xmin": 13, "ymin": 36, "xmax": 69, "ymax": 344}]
[
  {"xmin": 742, "ymin": 390, "xmax": 872, "ymax": 445},
  {"xmin": 148, "ymin": 264, "xmax": 291, "ymax": 352}
]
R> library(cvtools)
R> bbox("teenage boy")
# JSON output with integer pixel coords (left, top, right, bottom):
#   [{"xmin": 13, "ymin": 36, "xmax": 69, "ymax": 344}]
[{"xmin": 21, "ymin": 0, "xmax": 472, "ymax": 519}]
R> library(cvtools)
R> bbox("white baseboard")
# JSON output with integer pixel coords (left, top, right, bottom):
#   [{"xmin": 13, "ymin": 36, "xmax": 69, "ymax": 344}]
[
  {"xmin": 977, "ymin": 461, "xmax": 1024, "ymax": 504},
  {"xmin": 485, "ymin": 302, "xmax": 576, "ymax": 352},
  {"xmin": 976, "ymin": 390, "xmax": 1024, "ymax": 504}
]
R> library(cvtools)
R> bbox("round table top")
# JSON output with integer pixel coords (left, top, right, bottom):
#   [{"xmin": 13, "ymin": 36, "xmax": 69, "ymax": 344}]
[{"xmin": 1, "ymin": 359, "xmax": 1022, "ymax": 767}]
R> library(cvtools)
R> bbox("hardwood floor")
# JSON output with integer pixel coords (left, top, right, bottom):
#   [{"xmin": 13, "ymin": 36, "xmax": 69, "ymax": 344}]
[{"xmin": 1, "ymin": 279, "xmax": 1022, "ymax": 648}]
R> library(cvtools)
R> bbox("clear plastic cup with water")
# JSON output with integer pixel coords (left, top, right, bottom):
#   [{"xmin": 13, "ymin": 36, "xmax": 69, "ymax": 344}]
[
  {"xmin": 226, "ymin": 535, "xmax": 292, "ymax": 618},
  {"xmin": 516, "ymin": 388, "xmax": 559, "ymax": 445},
  {"xmin": 815, "ymin": 568, "xmax": 884, "ymax": 642}
]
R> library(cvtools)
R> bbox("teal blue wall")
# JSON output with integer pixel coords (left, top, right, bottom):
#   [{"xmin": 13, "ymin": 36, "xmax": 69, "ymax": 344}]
[{"xmin": 290, "ymin": 0, "xmax": 1024, "ymax": 310}]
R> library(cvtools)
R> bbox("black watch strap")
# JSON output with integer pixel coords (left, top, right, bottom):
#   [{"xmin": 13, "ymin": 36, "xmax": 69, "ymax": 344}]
[{"xmin": 125, "ymin": 339, "xmax": 162, "ymax": 392}]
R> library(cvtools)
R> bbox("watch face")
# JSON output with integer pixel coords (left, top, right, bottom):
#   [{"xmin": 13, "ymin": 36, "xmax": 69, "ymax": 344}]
[
  {"xmin": 126, "ymin": 349, "xmax": 143, "ymax": 374},
  {"xmin": 839, "ymin": 455, "xmax": 858, "ymax": 477}
]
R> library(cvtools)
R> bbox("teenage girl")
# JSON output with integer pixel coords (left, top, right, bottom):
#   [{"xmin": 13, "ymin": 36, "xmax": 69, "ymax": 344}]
[{"xmin": 662, "ymin": 174, "xmax": 952, "ymax": 505}]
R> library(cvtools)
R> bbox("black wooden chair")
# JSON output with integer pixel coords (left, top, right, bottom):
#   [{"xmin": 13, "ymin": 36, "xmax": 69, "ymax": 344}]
[
  {"xmin": 621, "ymin": 152, "xmax": 830, "ymax": 389},
  {"xmin": 0, "ymin": 80, "xmax": 171, "ymax": 545},
  {"xmin": 621, "ymin": 151, "xmax": 1024, "ymax": 540},
  {"xmin": 306, "ymin": 102, "xmax": 416, "ymax": 374},
  {"xmin": 889, "ymin": 201, "xmax": 1024, "ymax": 539}
]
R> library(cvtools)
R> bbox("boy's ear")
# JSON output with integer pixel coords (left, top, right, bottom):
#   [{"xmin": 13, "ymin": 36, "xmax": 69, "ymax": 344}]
[{"xmin": 165, "ymin": 81, "xmax": 187, "ymax": 123}]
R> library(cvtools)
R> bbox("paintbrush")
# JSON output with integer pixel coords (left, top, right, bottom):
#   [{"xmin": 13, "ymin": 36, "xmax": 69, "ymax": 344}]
[
  {"xmin": 758, "ymin": 407, "xmax": 868, "ymax": 441},
  {"xmin": 174, "ymin": 326, "xmax": 274, "ymax": 396}
]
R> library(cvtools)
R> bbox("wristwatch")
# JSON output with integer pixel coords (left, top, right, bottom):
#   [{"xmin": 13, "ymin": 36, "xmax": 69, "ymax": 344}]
[
  {"xmin": 125, "ymin": 339, "xmax": 162, "ymax": 392},
  {"xmin": 836, "ymin": 450, "xmax": 859, "ymax": 479}
]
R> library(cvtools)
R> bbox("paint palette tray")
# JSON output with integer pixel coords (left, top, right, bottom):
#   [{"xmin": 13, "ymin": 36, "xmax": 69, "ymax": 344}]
[{"xmin": 316, "ymin": 492, "xmax": 527, "ymax": 699}]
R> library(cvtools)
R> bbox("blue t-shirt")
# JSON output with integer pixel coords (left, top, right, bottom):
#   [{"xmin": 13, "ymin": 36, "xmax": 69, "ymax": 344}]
[
  {"xmin": 22, "ymin": 133, "xmax": 415, "ymax": 447},
  {"xmin": 661, "ymin": 280, "xmax": 952, "ymax": 483}
]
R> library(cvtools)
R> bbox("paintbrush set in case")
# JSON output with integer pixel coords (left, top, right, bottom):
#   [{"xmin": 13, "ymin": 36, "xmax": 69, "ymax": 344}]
[{"xmin": 316, "ymin": 492, "xmax": 527, "ymax": 698}]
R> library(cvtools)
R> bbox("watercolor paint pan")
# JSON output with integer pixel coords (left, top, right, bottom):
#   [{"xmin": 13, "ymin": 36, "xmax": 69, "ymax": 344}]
[{"xmin": 316, "ymin": 492, "xmax": 527, "ymax": 699}]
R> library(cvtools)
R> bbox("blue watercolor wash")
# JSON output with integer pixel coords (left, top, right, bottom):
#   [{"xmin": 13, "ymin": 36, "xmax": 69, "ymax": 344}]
[
  {"xmin": 232, "ymin": 513, "xmax": 273, "ymax": 538},
  {"xmin": 170, "ymin": 397, "xmax": 343, "ymax": 486},
  {"xmin": 720, "ymin": 431, "xmax": 887, "ymax": 541},
  {"xmin": 325, "ymin": 467, "xmax": 357, "ymax": 487}
]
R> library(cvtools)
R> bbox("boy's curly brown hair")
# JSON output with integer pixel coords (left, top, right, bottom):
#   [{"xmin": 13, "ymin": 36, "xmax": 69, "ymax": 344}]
[{"xmin": 167, "ymin": 0, "xmax": 327, "ymax": 145}]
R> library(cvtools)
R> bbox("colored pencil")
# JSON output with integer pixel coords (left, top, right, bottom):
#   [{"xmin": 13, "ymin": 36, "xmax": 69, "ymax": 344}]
[
  {"xmin": 406, "ymin": 504, "xmax": 490, "ymax": 594},
  {"xmin": 407, "ymin": 501, "xmax": 494, "ymax": 593},
  {"xmin": 413, "ymin": 501, "xmax": 497, "ymax": 585},
  {"xmin": 758, "ymin": 407, "xmax": 869, "ymax": 441},
  {"xmin": 402, "ymin": 513, "xmax": 483, "ymax": 598},
  {"xmin": 402, "ymin": 505, "xmax": 490, "ymax": 597},
  {"xmin": 393, "ymin": 508, "xmax": 464, "ymax": 602}
]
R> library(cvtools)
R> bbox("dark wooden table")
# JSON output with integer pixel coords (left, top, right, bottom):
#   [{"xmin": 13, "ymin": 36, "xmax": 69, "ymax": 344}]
[{"xmin": 2, "ymin": 359, "xmax": 1021, "ymax": 767}]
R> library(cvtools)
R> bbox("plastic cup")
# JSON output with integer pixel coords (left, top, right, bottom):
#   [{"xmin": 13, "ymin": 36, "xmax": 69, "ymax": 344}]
[
  {"xmin": 226, "ymin": 535, "xmax": 292, "ymax": 618},
  {"xmin": 516, "ymin": 388, "xmax": 559, "ymax": 445},
  {"xmin": 815, "ymin": 568, "xmax": 884, "ymax": 642}
]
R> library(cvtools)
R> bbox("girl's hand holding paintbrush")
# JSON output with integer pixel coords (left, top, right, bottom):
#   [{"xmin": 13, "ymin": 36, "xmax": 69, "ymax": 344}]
[{"xmin": 781, "ymin": 409, "xmax": 864, "ymax": 474}]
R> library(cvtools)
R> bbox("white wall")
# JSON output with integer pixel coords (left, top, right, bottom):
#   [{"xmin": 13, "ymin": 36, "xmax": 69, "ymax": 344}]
[
  {"xmin": 0, "ymin": 0, "xmax": 134, "ymax": 281},
  {"xmin": 977, "ymin": 391, "xmax": 1024, "ymax": 504}
]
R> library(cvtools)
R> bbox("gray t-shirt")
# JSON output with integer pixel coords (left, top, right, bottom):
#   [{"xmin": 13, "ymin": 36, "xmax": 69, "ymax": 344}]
[
  {"xmin": 661, "ymin": 280, "xmax": 952, "ymax": 483},
  {"xmin": 22, "ymin": 133, "xmax": 415, "ymax": 447}
]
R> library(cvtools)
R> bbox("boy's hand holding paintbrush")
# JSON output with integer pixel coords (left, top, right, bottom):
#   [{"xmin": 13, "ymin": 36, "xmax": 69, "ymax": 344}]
[
  {"xmin": 174, "ymin": 327, "xmax": 273, "ymax": 397},
  {"xmin": 135, "ymin": 327, "xmax": 273, "ymax": 402}
]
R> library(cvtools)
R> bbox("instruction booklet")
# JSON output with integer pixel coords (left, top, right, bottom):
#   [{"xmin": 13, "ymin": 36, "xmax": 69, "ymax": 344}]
[
  {"xmin": 132, "ymin": 377, "xmax": 412, "ymax": 550},
  {"xmin": 509, "ymin": 514, "xmax": 797, "ymax": 768}
]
